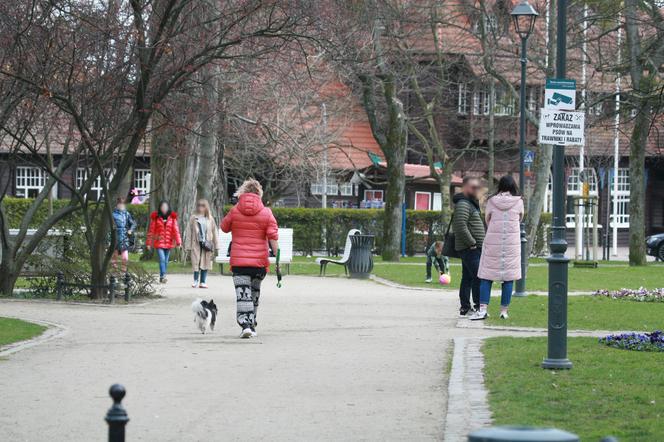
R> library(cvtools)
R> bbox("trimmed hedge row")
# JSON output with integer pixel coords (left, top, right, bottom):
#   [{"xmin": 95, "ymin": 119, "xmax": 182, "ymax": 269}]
[
  {"xmin": 2, "ymin": 197, "xmax": 150, "ymax": 231},
  {"xmin": 3, "ymin": 197, "xmax": 444, "ymax": 255},
  {"xmin": 3, "ymin": 197, "xmax": 551, "ymax": 256}
]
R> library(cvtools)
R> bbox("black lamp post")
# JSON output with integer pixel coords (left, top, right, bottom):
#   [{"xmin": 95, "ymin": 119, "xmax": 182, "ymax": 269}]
[
  {"xmin": 543, "ymin": 0, "xmax": 573, "ymax": 370},
  {"xmin": 511, "ymin": 1, "xmax": 538, "ymax": 297}
]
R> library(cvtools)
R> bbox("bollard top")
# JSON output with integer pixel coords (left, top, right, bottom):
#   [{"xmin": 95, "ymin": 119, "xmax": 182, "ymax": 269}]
[
  {"xmin": 109, "ymin": 384, "xmax": 126, "ymax": 404},
  {"xmin": 468, "ymin": 426, "xmax": 579, "ymax": 442}
]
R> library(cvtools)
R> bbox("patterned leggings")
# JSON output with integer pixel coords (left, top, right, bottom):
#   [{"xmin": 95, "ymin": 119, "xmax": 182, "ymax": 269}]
[{"xmin": 233, "ymin": 273, "xmax": 265, "ymax": 329}]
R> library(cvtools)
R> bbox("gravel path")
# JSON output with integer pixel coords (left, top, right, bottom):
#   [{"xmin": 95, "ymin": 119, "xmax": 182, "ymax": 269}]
[{"xmin": 0, "ymin": 273, "xmax": 504, "ymax": 442}]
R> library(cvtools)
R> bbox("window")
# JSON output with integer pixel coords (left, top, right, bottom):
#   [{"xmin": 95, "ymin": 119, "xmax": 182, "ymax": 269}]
[
  {"xmin": 15, "ymin": 166, "xmax": 46, "ymax": 198},
  {"xmin": 587, "ymin": 92, "xmax": 604, "ymax": 116},
  {"xmin": 432, "ymin": 192, "xmax": 442, "ymax": 211},
  {"xmin": 310, "ymin": 182, "xmax": 323, "ymax": 195},
  {"xmin": 76, "ymin": 168, "xmax": 114, "ymax": 201},
  {"xmin": 310, "ymin": 178, "xmax": 338, "ymax": 196},
  {"xmin": 473, "ymin": 85, "xmax": 490, "ymax": 115},
  {"xmin": 566, "ymin": 167, "xmax": 598, "ymax": 227},
  {"xmin": 527, "ymin": 86, "xmax": 539, "ymax": 112},
  {"xmin": 364, "ymin": 190, "xmax": 383, "ymax": 201},
  {"xmin": 134, "ymin": 169, "xmax": 151, "ymax": 195},
  {"xmin": 415, "ymin": 192, "xmax": 431, "ymax": 210},
  {"xmin": 339, "ymin": 182, "xmax": 354, "ymax": 196},
  {"xmin": 610, "ymin": 168, "xmax": 630, "ymax": 228},
  {"xmin": 326, "ymin": 180, "xmax": 338, "ymax": 196},
  {"xmin": 566, "ymin": 167, "xmax": 598, "ymax": 195},
  {"xmin": 494, "ymin": 85, "xmax": 515, "ymax": 116},
  {"xmin": 457, "ymin": 83, "xmax": 469, "ymax": 115}
]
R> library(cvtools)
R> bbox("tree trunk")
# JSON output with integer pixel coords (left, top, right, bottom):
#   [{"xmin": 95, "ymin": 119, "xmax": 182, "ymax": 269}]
[
  {"xmin": 525, "ymin": 144, "xmax": 553, "ymax": 257},
  {"xmin": 0, "ymin": 259, "xmax": 18, "ymax": 297},
  {"xmin": 383, "ymin": 148, "xmax": 406, "ymax": 261},
  {"xmin": 627, "ymin": 110, "xmax": 649, "ymax": 265},
  {"xmin": 196, "ymin": 66, "xmax": 219, "ymax": 207}
]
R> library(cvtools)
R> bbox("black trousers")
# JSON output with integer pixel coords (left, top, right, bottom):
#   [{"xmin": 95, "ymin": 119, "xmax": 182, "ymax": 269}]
[{"xmin": 459, "ymin": 248, "xmax": 481, "ymax": 311}]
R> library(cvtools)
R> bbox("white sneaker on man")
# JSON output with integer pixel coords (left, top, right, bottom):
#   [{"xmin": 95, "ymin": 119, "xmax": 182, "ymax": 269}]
[
  {"xmin": 500, "ymin": 312, "xmax": 509, "ymax": 319},
  {"xmin": 240, "ymin": 328, "xmax": 253, "ymax": 339},
  {"xmin": 191, "ymin": 281, "xmax": 199, "ymax": 288},
  {"xmin": 425, "ymin": 278, "xmax": 432, "ymax": 283},
  {"xmin": 469, "ymin": 310, "xmax": 488, "ymax": 321}
]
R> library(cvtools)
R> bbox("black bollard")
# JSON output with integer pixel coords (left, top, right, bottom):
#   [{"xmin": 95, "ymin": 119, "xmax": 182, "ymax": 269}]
[
  {"xmin": 105, "ymin": 384, "xmax": 129, "ymax": 442},
  {"xmin": 56, "ymin": 271, "xmax": 65, "ymax": 301},
  {"xmin": 124, "ymin": 272, "xmax": 131, "ymax": 302},
  {"xmin": 109, "ymin": 275, "xmax": 116, "ymax": 304}
]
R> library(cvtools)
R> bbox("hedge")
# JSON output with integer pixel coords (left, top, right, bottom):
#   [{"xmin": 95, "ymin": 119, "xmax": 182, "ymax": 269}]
[
  {"xmin": 4, "ymin": 197, "xmax": 554, "ymax": 257},
  {"xmin": 2, "ymin": 197, "xmax": 150, "ymax": 231},
  {"xmin": 3, "ymin": 197, "xmax": 445, "ymax": 255}
]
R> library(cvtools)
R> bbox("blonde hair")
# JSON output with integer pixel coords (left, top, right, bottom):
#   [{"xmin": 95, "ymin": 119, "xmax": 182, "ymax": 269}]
[
  {"xmin": 434, "ymin": 241, "xmax": 444, "ymax": 254},
  {"xmin": 196, "ymin": 199, "xmax": 213, "ymax": 219},
  {"xmin": 234, "ymin": 178, "xmax": 263, "ymax": 198}
]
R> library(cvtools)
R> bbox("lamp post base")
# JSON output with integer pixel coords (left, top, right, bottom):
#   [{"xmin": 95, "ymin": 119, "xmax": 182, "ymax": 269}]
[{"xmin": 542, "ymin": 358, "xmax": 573, "ymax": 370}]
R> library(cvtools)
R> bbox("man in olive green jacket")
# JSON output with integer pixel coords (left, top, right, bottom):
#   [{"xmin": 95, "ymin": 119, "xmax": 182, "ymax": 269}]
[{"xmin": 452, "ymin": 176, "xmax": 486, "ymax": 315}]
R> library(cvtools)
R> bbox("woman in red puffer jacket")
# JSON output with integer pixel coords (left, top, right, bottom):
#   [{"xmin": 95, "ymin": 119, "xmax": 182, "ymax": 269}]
[
  {"xmin": 221, "ymin": 179, "xmax": 279, "ymax": 339},
  {"xmin": 147, "ymin": 200, "xmax": 182, "ymax": 283}
]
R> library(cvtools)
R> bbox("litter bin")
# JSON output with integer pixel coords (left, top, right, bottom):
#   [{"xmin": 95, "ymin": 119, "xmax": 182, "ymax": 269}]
[
  {"xmin": 468, "ymin": 426, "xmax": 579, "ymax": 442},
  {"xmin": 347, "ymin": 234, "xmax": 374, "ymax": 279}
]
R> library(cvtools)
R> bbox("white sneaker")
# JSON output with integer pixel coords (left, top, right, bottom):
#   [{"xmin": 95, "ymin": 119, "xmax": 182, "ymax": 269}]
[
  {"xmin": 240, "ymin": 328, "xmax": 253, "ymax": 339},
  {"xmin": 500, "ymin": 312, "xmax": 509, "ymax": 319},
  {"xmin": 469, "ymin": 310, "xmax": 488, "ymax": 321},
  {"xmin": 250, "ymin": 329, "xmax": 257, "ymax": 338},
  {"xmin": 425, "ymin": 278, "xmax": 432, "ymax": 283},
  {"xmin": 191, "ymin": 281, "xmax": 199, "ymax": 288}
]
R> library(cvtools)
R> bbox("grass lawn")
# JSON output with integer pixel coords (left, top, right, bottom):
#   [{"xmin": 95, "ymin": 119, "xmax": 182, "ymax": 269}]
[
  {"xmin": 371, "ymin": 260, "xmax": 664, "ymax": 293},
  {"xmin": 485, "ymin": 295, "xmax": 664, "ymax": 331},
  {"xmin": 129, "ymin": 252, "xmax": 664, "ymax": 293},
  {"xmin": 483, "ymin": 337, "xmax": 664, "ymax": 441},
  {"xmin": 0, "ymin": 317, "xmax": 46, "ymax": 347}
]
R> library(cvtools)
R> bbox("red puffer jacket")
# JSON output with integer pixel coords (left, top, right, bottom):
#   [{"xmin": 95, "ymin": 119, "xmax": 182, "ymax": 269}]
[
  {"xmin": 220, "ymin": 193, "xmax": 279, "ymax": 270},
  {"xmin": 147, "ymin": 211, "xmax": 182, "ymax": 249}
]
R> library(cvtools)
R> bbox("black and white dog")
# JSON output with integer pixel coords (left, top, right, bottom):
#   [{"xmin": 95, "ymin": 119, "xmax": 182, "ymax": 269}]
[{"xmin": 191, "ymin": 299, "xmax": 217, "ymax": 334}]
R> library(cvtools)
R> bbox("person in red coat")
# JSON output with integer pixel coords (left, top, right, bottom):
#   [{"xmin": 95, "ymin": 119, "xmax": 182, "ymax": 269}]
[
  {"xmin": 147, "ymin": 200, "xmax": 182, "ymax": 283},
  {"xmin": 221, "ymin": 179, "xmax": 279, "ymax": 339}
]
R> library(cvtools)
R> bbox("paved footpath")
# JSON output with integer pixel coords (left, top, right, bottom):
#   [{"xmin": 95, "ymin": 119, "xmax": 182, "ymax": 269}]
[{"xmin": 0, "ymin": 273, "xmax": 509, "ymax": 442}]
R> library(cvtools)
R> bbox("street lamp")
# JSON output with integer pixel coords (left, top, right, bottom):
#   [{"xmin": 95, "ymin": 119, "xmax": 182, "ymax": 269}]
[{"xmin": 511, "ymin": 1, "xmax": 538, "ymax": 297}]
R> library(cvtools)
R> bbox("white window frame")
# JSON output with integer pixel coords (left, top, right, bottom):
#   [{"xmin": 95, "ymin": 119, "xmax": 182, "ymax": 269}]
[
  {"xmin": 457, "ymin": 83, "xmax": 469, "ymax": 115},
  {"xmin": 326, "ymin": 179, "xmax": 338, "ymax": 196},
  {"xmin": 15, "ymin": 166, "xmax": 47, "ymax": 199},
  {"xmin": 339, "ymin": 182, "xmax": 354, "ymax": 196},
  {"xmin": 133, "ymin": 168, "xmax": 151, "ymax": 195},
  {"xmin": 566, "ymin": 167, "xmax": 599, "ymax": 226},
  {"xmin": 432, "ymin": 192, "xmax": 442, "ymax": 211},
  {"xmin": 414, "ymin": 191, "xmax": 432, "ymax": 210},
  {"xmin": 310, "ymin": 181, "xmax": 324, "ymax": 195},
  {"xmin": 494, "ymin": 85, "xmax": 515, "ymax": 116},
  {"xmin": 473, "ymin": 85, "xmax": 489, "ymax": 115},
  {"xmin": 610, "ymin": 168, "xmax": 630, "ymax": 228},
  {"xmin": 76, "ymin": 167, "xmax": 114, "ymax": 201},
  {"xmin": 527, "ymin": 86, "xmax": 539, "ymax": 112}
]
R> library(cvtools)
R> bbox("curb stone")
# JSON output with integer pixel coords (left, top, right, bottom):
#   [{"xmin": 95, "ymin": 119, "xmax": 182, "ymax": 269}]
[
  {"xmin": 0, "ymin": 317, "xmax": 68, "ymax": 357},
  {"xmin": 443, "ymin": 337, "xmax": 492, "ymax": 442}
]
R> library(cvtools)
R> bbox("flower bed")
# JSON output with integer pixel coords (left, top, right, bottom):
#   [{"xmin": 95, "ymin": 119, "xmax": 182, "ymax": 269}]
[
  {"xmin": 593, "ymin": 287, "xmax": 664, "ymax": 302},
  {"xmin": 599, "ymin": 331, "xmax": 664, "ymax": 352}
]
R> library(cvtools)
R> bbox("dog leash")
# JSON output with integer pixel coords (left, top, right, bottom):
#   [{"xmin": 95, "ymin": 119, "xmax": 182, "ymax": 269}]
[{"xmin": 276, "ymin": 248, "xmax": 282, "ymax": 288}]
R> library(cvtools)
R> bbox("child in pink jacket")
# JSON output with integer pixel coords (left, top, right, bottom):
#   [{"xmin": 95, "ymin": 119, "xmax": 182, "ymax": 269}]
[{"xmin": 470, "ymin": 175, "xmax": 523, "ymax": 321}]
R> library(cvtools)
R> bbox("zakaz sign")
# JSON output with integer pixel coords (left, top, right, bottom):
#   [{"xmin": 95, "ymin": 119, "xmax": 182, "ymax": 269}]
[{"xmin": 538, "ymin": 109, "xmax": 585, "ymax": 146}]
